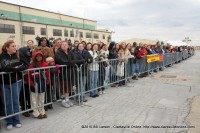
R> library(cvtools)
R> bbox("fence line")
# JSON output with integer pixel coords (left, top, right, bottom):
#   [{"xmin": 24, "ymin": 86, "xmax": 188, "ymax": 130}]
[{"xmin": 0, "ymin": 49, "xmax": 195, "ymax": 123}]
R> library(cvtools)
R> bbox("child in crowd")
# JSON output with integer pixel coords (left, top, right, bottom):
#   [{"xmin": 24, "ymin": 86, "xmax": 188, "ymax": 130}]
[
  {"xmin": 46, "ymin": 57, "xmax": 60, "ymax": 103},
  {"xmin": 27, "ymin": 51, "xmax": 50, "ymax": 119}
]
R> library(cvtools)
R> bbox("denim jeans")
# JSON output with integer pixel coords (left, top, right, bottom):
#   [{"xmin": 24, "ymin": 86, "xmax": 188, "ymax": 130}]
[
  {"xmin": 0, "ymin": 80, "xmax": 22, "ymax": 126},
  {"xmin": 133, "ymin": 61, "xmax": 139, "ymax": 76},
  {"xmin": 80, "ymin": 76, "xmax": 86, "ymax": 101},
  {"xmin": 90, "ymin": 71, "xmax": 98, "ymax": 96}
]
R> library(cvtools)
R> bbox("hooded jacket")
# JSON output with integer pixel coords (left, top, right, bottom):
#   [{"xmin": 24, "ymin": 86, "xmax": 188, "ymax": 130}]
[
  {"xmin": 0, "ymin": 51, "xmax": 28, "ymax": 84},
  {"xmin": 19, "ymin": 47, "xmax": 31, "ymax": 64},
  {"xmin": 27, "ymin": 51, "xmax": 50, "ymax": 93},
  {"xmin": 108, "ymin": 42, "xmax": 118, "ymax": 59}
]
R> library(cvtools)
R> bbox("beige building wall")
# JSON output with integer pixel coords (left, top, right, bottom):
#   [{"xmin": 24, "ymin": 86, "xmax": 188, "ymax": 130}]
[
  {"xmin": 0, "ymin": 20, "xmax": 20, "ymax": 45},
  {"xmin": 0, "ymin": 19, "xmax": 111, "ymax": 46},
  {"xmin": 0, "ymin": 2, "xmax": 19, "ymax": 12},
  {"xmin": 0, "ymin": 1, "xmax": 111, "ymax": 47}
]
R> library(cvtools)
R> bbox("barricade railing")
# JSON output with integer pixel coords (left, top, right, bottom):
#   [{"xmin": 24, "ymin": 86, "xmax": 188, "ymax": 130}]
[
  {"xmin": 0, "ymin": 65, "xmax": 80, "ymax": 121},
  {"xmin": 0, "ymin": 50, "xmax": 195, "ymax": 123}
]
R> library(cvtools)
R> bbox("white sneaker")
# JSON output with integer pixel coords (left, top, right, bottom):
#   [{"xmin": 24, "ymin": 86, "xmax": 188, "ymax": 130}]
[
  {"xmin": 67, "ymin": 101, "xmax": 74, "ymax": 106},
  {"xmin": 65, "ymin": 98, "xmax": 74, "ymax": 106},
  {"xmin": 102, "ymin": 91, "xmax": 106, "ymax": 94},
  {"xmin": 62, "ymin": 100, "xmax": 70, "ymax": 108},
  {"xmin": 72, "ymin": 86, "xmax": 76, "ymax": 91},
  {"xmin": 15, "ymin": 124, "xmax": 22, "ymax": 128},
  {"xmin": 99, "ymin": 91, "xmax": 102, "ymax": 95},
  {"xmin": 7, "ymin": 125, "xmax": 13, "ymax": 130}
]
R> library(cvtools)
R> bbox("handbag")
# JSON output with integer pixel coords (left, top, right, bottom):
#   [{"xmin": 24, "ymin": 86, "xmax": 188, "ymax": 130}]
[{"xmin": 115, "ymin": 62, "xmax": 124, "ymax": 77}]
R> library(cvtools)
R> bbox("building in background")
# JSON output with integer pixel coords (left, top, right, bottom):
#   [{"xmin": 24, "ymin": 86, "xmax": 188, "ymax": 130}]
[
  {"xmin": 0, "ymin": 1, "xmax": 111, "ymax": 46},
  {"xmin": 122, "ymin": 38, "xmax": 159, "ymax": 44}
]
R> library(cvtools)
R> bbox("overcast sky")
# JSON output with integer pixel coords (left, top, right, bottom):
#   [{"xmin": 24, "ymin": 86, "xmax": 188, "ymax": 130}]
[{"xmin": 1, "ymin": 0, "xmax": 200, "ymax": 44}]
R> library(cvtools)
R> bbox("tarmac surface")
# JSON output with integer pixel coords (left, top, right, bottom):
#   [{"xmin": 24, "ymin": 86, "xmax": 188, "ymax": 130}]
[{"xmin": 0, "ymin": 51, "xmax": 200, "ymax": 133}]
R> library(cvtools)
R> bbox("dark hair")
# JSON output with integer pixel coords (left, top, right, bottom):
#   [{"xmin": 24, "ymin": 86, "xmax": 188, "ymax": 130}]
[
  {"xmin": 92, "ymin": 43, "xmax": 99, "ymax": 51},
  {"xmin": 38, "ymin": 37, "xmax": 50, "ymax": 47},
  {"xmin": 2, "ymin": 40, "xmax": 15, "ymax": 52},
  {"xmin": 81, "ymin": 41, "xmax": 86, "ymax": 45},
  {"xmin": 100, "ymin": 43, "xmax": 106, "ymax": 49},
  {"xmin": 85, "ymin": 42, "xmax": 92, "ymax": 50}
]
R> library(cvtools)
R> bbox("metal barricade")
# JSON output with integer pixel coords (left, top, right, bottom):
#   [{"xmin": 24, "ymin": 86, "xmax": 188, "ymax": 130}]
[
  {"xmin": 163, "ymin": 53, "xmax": 172, "ymax": 67},
  {"xmin": 0, "ymin": 65, "xmax": 80, "ymax": 121},
  {"xmin": 138, "ymin": 56, "xmax": 148, "ymax": 74},
  {"xmin": 0, "ymin": 50, "xmax": 195, "ymax": 125}
]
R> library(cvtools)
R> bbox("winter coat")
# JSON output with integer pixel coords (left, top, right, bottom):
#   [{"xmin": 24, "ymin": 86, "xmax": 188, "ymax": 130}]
[
  {"xmin": 75, "ymin": 49, "xmax": 93, "ymax": 76},
  {"xmin": 108, "ymin": 42, "xmax": 118, "ymax": 59},
  {"xmin": 0, "ymin": 51, "xmax": 28, "ymax": 84},
  {"xmin": 89, "ymin": 51, "xmax": 100, "ymax": 71},
  {"xmin": 27, "ymin": 51, "xmax": 50, "ymax": 93},
  {"xmin": 19, "ymin": 46, "xmax": 31, "ymax": 64}
]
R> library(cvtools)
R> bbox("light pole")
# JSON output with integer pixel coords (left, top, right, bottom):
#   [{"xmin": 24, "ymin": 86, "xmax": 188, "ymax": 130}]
[{"xmin": 183, "ymin": 37, "xmax": 191, "ymax": 46}]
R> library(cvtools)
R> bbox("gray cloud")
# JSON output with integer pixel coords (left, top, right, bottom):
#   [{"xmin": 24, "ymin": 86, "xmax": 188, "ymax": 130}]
[{"xmin": 2, "ymin": 0, "xmax": 200, "ymax": 42}]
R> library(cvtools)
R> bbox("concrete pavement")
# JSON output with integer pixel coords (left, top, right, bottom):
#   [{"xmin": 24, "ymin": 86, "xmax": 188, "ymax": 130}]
[{"xmin": 1, "ymin": 51, "xmax": 200, "ymax": 133}]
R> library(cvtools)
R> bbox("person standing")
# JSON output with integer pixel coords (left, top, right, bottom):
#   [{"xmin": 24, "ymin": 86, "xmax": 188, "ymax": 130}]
[{"xmin": 0, "ymin": 40, "xmax": 28, "ymax": 130}]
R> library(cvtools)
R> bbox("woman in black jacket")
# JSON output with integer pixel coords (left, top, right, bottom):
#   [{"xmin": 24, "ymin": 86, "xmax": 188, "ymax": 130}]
[
  {"xmin": 55, "ymin": 41, "xmax": 85, "ymax": 107},
  {"xmin": 108, "ymin": 42, "xmax": 119, "ymax": 86},
  {"xmin": 0, "ymin": 40, "xmax": 28, "ymax": 130}
]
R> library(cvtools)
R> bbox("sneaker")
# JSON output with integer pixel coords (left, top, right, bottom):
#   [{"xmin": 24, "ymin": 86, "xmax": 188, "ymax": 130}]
[
  {"xmin": 62, "ymin": 100, "xmax": 70, "ymax": 108},
  {"xmin": 72, "ymin": 85, "xmax": 76, "ymax": 91},
  {"xmin": 67, "ymin": 101, "xmax": 74, "ymax": 106},
  {"xmin": 15, "ymin": 124, "xmax": 22, "ymax": 128},
  {"xmin": 7, "ymin": 125, "xmax": 13, "ymax": 130},
  {"xmin": 99, "ymin": 91, "xmax": 102, "ymax": 95},
  {"xmin": 102, "ymin": 91, "xmax": 106, "ymax": 94}
]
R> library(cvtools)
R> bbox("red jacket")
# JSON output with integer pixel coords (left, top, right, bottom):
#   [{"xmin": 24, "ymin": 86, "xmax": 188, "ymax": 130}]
[{"xmin": 26, "ymin": 52, "xmax": 50, "ymax": 92}]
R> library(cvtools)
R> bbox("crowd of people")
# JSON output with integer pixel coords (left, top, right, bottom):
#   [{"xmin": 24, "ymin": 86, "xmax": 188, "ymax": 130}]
[{"xmin": 0, "ymin": 37, "xmax": 195, "ymax": 130}]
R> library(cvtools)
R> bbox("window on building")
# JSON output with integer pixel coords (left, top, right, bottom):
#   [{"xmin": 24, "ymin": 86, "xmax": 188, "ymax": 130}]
[
  {"xmin": 93, "ymin": 33, "xmax": 99, "ymax": 39},
  {"xmin": 103, "ymin": 34, "xmax": 105, "ymax": 39},
  {"xmin": 41, "ymin": 28, "xmax": 46, "ymax": 35},
  {"xmin": 79, "ymin": 32, "xmax": 83, "ymax": 38},
  {"xmin": 22, "ymin": 26, "xmax": 35, "ymax": 35},
  {"xmin": 86, "ymin": 32, "xmax": 91, "ymax": 38},
  {"xmin": 53, "ymin": 29, "xmax": 62, "ymax": 36},
  {"xmin": 0, "ymin": 24, "xmax": 15, "ymax": 33},
  {"xmin": 107, "ymin": 35, "xmax": 111, "ymax": 42},
  {"xmin": 70, "ymin": 30, "xmax": 74, "ymax": 37},
  {"xmin": 64, "ymin": 30, "xmax": 68, "ymax": 37}
]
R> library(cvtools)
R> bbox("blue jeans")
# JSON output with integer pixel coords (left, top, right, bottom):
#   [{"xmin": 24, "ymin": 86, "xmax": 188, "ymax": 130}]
[
  {"xmin": 90, "ymin": 71, "xmax": 98, "ymax": 96},
  {"xmin": 0, "ymin": 80, "xmax": 22, "ymax": 126},
  {"xmin": 80, "ymin": 76, "xmax": 86, "ymax": 100},
  {"xmin": 133, "ymin": 61, "xmax": 139, "ymax": 75}
]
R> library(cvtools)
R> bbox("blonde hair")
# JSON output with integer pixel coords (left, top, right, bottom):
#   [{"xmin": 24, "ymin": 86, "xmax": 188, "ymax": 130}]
[{"xmin": 46, "ymin": 57, "xmax": 54, "ymax": 62}]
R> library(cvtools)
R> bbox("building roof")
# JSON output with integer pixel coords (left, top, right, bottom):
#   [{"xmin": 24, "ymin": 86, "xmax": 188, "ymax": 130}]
[{"xmin": 0, "ymin": 1, "xmax": 97, "ymax": 22}]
